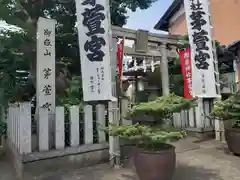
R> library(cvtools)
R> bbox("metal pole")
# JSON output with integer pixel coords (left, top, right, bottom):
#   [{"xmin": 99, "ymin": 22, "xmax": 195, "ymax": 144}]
[
  {"xmin": 207, "ymin": 0, "xmax": 221, "ymax": 97},
  {"xmin": 106, "ymin": 0, "xmax": 121, "ymax": 167},
  {"xmin": 208, "ymin": 0, "xmax": 224, "ymax": 141}
]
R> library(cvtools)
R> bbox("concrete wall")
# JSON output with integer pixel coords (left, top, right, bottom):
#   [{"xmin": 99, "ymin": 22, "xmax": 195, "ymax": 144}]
[
  {"xmin": 8, "ymin": 141, "xmax": 135, "ymax": 180},
  {"xmin": 169, "ymin": 13, "xmax": 187, "ymax": 36},
  {"xmin": 168, "ymin": 0, "xmax": 240, "ymax": 45}
]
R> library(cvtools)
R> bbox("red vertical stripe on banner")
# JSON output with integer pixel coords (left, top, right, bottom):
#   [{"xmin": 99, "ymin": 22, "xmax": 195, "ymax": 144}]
[
  {"xmin": 180, "ymin": 48, "xmax": 193, "ymax": 99},
  {"xmin": 117, "ymin": 38, "xmax": 124, "ymax": 86}
]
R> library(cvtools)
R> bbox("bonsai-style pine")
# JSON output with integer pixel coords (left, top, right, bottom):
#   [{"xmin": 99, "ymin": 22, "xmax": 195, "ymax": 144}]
[
  {"xmin": 126, "ymin": 93, "xmax": 195, "ymax": 123},
  {"xmin": 211, "ymin": 91, "xmax": 240, "ymax": 156},
  {"xmin": 211, "ymin": 92, "xmax": 240, "ymax": 127},
  {"xmin": 107, "ymin": 123, "xmax": 186, "ymax": 151},
  {"xmin": 104, "ymin": 93, "xmax": 195, "ymax": 180}
]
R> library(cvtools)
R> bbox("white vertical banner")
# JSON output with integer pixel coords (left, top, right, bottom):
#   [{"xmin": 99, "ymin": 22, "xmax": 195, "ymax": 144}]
[
  {"xmin": 184, "ymin": 0, "xmax": 217, "ymax": 97},
  {"xmin": 75, "ymin": 0, "xmax": 112, "ymax": 101},
  {"xmin": 36, "ymin": 17, "xmax": 56, "ymax": 115}
]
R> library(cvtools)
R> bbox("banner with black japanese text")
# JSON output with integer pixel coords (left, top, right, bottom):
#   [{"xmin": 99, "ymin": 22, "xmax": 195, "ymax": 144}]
[
  {"xmin": 184, "ymin": 0, "xmax": 217, "ymax": 97},
  {"xmin": 75, "ymin": 0, "xmax": 112, "ymax": 101},
  {"xmin": 180, "ymin": 48, "xmax": 193, "ymax": 99}
]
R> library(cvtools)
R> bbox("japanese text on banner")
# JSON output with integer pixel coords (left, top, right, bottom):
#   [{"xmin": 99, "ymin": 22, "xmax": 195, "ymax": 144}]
[
  {"xmin": 75, "ymin": 0, "xmax": 112, "ymax": 101},
  {"xmin": 184, "ymin": 0, "xmax": 217, "ymax": 97},
  {"xmin": 180, "ymin": 48, "xmax": 193, "ymax": 99}
]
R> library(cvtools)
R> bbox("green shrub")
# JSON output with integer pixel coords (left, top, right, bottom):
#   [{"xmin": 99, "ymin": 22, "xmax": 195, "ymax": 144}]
[
  {"xmin": 125, "ymin": 93, "xmax": 196, "ymax": 121},
  {"xmin": 104, "ymin": 94, "xmax": 195, "ymax": 151},
  {"xmin": 105, "ymin": 123, "xmax": 186, "ymax": 150},
  {"xmin": 0, "ymin": 121, "xmax": 7, "ymax": 136},
  {"xmin": 210, "ymin": 92, "xmax": 240, "ymax": 127}
]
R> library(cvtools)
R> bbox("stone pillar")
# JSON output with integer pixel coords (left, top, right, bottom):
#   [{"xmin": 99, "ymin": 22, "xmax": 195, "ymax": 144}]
[{"xmin": 159, "ymin": 43, "xmax": 170, "ymax": 95}]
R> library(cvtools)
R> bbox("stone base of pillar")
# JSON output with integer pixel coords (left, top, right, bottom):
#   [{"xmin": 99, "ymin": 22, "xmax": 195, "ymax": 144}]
[
  {"xmin": 186, "ymin": 127, "xmax": 215, "ymax": 140},
  {"xmin": 215, "ymin": 130, "xmax": 226, "ymax": 142}
]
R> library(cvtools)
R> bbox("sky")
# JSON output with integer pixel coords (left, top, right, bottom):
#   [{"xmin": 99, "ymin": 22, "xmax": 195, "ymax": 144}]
[
  {"xmin": 122, "ymin": 0, "xmax": 172, "ymax": 47},
  {"xmin": 124, "ymin": 0, "xmax": 172, "ymax": 33}
]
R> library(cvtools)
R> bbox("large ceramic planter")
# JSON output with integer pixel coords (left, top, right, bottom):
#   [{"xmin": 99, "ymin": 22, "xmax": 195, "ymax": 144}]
[
  {"xmin": 225, "ymin": 128, "xmax": 240, "ymax": 155},
  {"xmin": 134, "ymin": 144, "xmax": 176, "ymax": 180}
]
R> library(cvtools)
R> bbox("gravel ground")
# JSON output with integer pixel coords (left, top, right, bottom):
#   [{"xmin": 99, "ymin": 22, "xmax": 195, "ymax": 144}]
[{"xmin": 1, "ymin": 138, "xmax": 240, "ymax": 180}]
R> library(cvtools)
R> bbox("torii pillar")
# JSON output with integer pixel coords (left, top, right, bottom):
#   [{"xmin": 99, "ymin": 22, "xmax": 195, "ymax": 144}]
[{"xmin": 159, "ymin": 43, "xmax": 170, "ymax": 95}]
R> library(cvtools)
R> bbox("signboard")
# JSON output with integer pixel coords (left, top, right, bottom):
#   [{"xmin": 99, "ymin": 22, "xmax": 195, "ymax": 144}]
[
  {"xmin": 75, "ymin": 0, "xmax": 112, "ymax": 101},
  {"xmin": 180, "ymin": 48, "xmax": 193, "ymax": 99},
  {"xmin": 36, "ymin": 17, "xmax": 56, "ymax": 114},
  {"xmin": 184, "ymin": 0, "xmax": 217, "ymax": 97}
]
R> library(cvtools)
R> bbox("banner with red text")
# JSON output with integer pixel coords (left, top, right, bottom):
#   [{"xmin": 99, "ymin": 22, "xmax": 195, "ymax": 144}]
[
  {"xmin": 117, "ymin": 38, "xmax": 124, "ymax": 86},
  {"xmin": 180, "ymin": 48, "xmax": 193, "ymax": 99}
]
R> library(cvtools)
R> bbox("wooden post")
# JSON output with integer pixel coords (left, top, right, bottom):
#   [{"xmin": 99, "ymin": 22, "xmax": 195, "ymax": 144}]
[
  {"xmin": 109, "ymin": 36, "xmax": 121, "ymax": 167},
  {"xmin": 96, "ymin": 104, "xmax": 106, "ymax": 142},
  {"xmin": 188, "ymin": 108, "xmax": 195, "ymax": 128},
  {"xmin": 159, "ymin": 43, "xmax": 170, "ymax": 95},
  {"xmin": 84, "ymin": 105, "xmax": 93, "ymax": 145},
  {"xmin": 195, "ymin": 98, "xmax": 204, "ymax": 129},
  {"xmin": 214, "ymin": 97, "xmax": 225, "ymax": 142},
  {"xmin": 19, "ymin": 103, "xmax": 32, "ymax": 154},
  {"xmin": 208, "ymin": 0, "xmax": 222, "ymax": 141},
  {"xmin": 108, "ymin": 101, "xmax": 114, "ymax": 166},
  {"xmin": 55, "ymin": 106, "xmax": 65, "ymax": 149},
  {"xmin": 38, "ymin": 107, "xmax": 49, "ymax": 152},
  {"xmin": 70, "ymin": 105, "xmax": 80, "ymax": 146}
]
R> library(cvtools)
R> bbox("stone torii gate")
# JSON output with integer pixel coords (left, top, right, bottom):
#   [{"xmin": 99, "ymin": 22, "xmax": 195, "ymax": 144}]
[
  {"xmin": 111, "ymin": 25, "xmax": 180, "ymax": 96},
  {"xmin": 111, "ymin": 25, "xmax": 217, "ymax": 141},
  {"xmin": 108, "ymin": 26, "xmax": 180, "ymax": 166}
]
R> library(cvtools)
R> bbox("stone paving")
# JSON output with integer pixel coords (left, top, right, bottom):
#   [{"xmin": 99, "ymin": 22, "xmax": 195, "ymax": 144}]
[
  {"xmin": 1, "ymin": 138, "xmax": 240, "ymax": 180},
  {"xmin": 0, "ymin": 155, "xmax": 15, "ymax": 180}
]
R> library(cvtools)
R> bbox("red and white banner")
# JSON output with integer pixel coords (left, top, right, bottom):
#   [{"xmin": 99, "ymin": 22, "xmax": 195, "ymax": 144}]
[
  {"xmin": 117, "ymin": 38, "xmax": 124, "ymax": 86},
  {"xmin": 180, "ymin": 48, "xmax": 193, "ymax": 99}
]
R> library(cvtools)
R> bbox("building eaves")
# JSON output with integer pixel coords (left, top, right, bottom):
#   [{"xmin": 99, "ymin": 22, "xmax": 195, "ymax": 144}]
[{"xmin": 154, "ymin": 0, "xmax": 183, "ymax": 31}]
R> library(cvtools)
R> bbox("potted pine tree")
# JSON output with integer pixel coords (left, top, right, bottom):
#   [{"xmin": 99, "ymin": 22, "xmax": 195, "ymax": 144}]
[
  {"xmin": 106, "ymin": 94, "xmax": 195, "ymax": 180},
  {"xmin": 211, "ymin": 92, "xmax": 240, "ymax": 155}
]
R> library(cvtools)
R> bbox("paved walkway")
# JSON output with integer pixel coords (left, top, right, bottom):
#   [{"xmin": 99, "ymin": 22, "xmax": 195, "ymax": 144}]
[
  {"xmin": 0, "ymin": 155, "xmax": 15, "ymax": 180},
  {"xmin": 1, "ymin": 138, "xmax": 240, "ymax": 180}
]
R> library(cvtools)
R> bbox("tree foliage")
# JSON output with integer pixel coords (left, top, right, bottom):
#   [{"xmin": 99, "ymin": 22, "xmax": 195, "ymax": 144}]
[
  {"xmin": 105, "ymin": 123, "xmax": 186, "ymax": 150},
  {"xmin": 0, "ymin": 0, "xmax": 158, "ymax": 63},
  {"xmin": 210, "ymin": 92, "xmax": 240, "ymax": 127},
  {"xmin": 0, "ymin": 0, "xmax": 158, "ymax": 104},
  {"xmin": 0, "ymin": 30, "xmax": 33, "ymax": 104},
  {"xmin": 104, "ymin": 94, "xmax": 192, "ymax": 150},
  {"xmin": 126, "ymin": 93, "xmax": 196, "ymax": 121}
]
